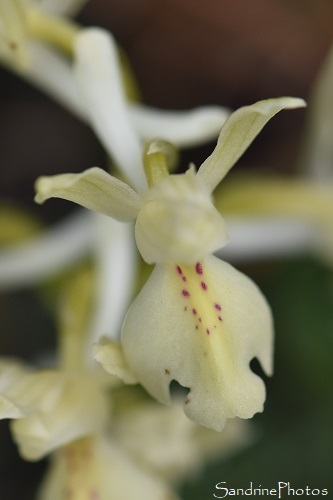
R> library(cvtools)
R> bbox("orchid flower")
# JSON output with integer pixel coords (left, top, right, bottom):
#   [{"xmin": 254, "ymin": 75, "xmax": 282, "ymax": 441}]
[
  {"xmin": 0, "ymin": 266, "xmax": 249, "ymax": 500},
  {"xmin": 0, "ymin": 269, "xmax": 110, "ymax": 461},
  {"xmin": 0, "ymin": 269, "xmax": 180, "ymax": 500},
  {"xmin": 0, "ymin": 0, "xmax": 79, "ymax": 66},
  {"xmin": 35, "ymin": 96, "xmax": 305, "ymax": 431},
  {"xmin": 111, "ymin": 389, "xmax": 252, "ymax": 484},
  {"xmin": 215, "ymin": 173, "xmax": 333, "ymax": 264},
  {"xmin": 0, "ymin": 19, "xmax": 230, "ymax": 181},
  {"xmin": 36, "ymin": 435, "xmax": 179, "ymax": 500}
]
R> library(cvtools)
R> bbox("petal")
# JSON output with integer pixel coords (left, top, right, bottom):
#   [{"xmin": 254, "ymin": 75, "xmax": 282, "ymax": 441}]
[
  {"xmin": 300, "ymin": 43, "xmax": 333, "ymax": 181},
  {"xmin": 197, "ymin": 97, "xmax": 306, "ymax": 193},
  {"xmin": 87, "ymin": 215, "xmax": 137, "ymax": 346},
  {"xmin": 113, "ymin": 398, "xmax": 200, "ymax": 482},
  {"xmin": 11, "ymin": 373, "xmax": 108, "ymax": 460},
  {"xmin": 0, "ymin": 209, "xmax": 93, "ymax": 290},
  {"xmin": 0, "ymin": 0, "xmax": 28, "ymax": 66},
  {"xmin": 219, "ymin": 216, "xmax": 317, "ymax": 262},
  {"xmin": 135, "ymin": 168, "xmax": 228, "ymax": 264},
  {"xmin": 0, "ymin": 359, "xmax": 35, "ymax": 419},
  {"xmin": 22, "ymin": 41, "xmax": 86, "ymax": 120},
  {"xmin": 37, "ymin": 436, "xmax": 179, "ymax": 500},
  {"xmin": 129, "ymin": 103, "xmax": 230, "ymax": 147},
  {"xmin": 215, "ymin": 174, "xmax": 333, "ymax": 263},
  {"xmin": 93, "ymin": 338, "xmax": 138, "ymax": 384},
  {"xmin": 121, "ymin": 254, "xmax": 273, "ymax": 431},
  {"xmin": 34, "ymin": 167, "xmax": 142, "ymax": 221},
  {"xmin": 74, "ymin": 28, "xmax": 146, "ymax": 191},
  {"xmin": 38, "ymin": 0, "xmax": 88, "ymax": 16},
  {"xmin": 0, "ymin": 361, "xmax": 66, "ymax": 421}
]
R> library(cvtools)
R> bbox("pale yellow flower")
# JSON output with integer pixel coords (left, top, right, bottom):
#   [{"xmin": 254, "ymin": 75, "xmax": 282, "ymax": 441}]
[
  {"xmin": 35, "ymin": 96, "xmax": 305, "ymax": 431},
  {"xmin": 0, "ymin": 270, "xmax": 179, "ymax": 500}
]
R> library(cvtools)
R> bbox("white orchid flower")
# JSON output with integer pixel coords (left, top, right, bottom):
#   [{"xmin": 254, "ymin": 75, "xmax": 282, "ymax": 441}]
[
  {"xmin": 35, "ymin": 96, "xmax": 305, "ymax": 431},
  {"xmin": 0, "ymin": 270, "xmax": 179, "ymax": 500},
  {"xmin": 0, "ymin": 27, "xmax": 231, "ymax": 296},
  {"xmin": 72, "ymin": 28, "xmax": 230, "ymax": 190},
  {"xmin": 37, "ymin": 435, "xmax": 179, "ymax": 500},
  {"xmin": 0, "ymin": 270, "xmax": 110, "ymax": 460},
  {"xmin": 214, "ymin": 173, "xmax": 333, "ymax": 264},
  {"xmin": 0, "ymin": 358, "xmax": 109, "ymax": 460},
  {"xmin": 112, "ymin": 391, "xmax": 252, "ymax": 484},
  {"xmin": 0, "ymin": 0, "xmax": 80, "ymax": 66},
  {"xmin": 1, "ymin": 23, "xmax": 230, "ymax": 182}
]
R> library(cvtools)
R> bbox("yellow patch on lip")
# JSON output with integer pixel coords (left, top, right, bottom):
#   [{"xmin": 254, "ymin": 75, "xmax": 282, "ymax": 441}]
[{"xmin": 175, "ymin": 261, "xmax": 224, "ymax": 336}]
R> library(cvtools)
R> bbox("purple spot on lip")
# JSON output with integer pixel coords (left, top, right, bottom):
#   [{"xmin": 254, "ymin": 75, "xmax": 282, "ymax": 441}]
[
  {"xmin": 214, "ymin": 304, "xmax": 222, "ymax": 311},
  {"xmin": 177, "ymin": 266, "xmax": 183, "ymax": 275},
  {"xmin": 192, "ymin": 309, "xmax": 197, "ymax": 315},
  {"xmin": 201, "ymin": 282, "xmax": 207, "ymax": 290},
  {"xmin": 182, "ymin": 290, "xmax": 190, "ymax": 297},
  {"xmin": 206, "ymin": 328, "xmax": 210, "ymax": 335},
  {"xmin": 195, "ymin": 262, "xmax": 203, "ymax": 275},
  {"xmin": 182, "ymin": 276, "xmax": 187, "ymax": 282},
  {"xmin": 218, "ymin": 316, "xmax": 223, "ymax": 322}
]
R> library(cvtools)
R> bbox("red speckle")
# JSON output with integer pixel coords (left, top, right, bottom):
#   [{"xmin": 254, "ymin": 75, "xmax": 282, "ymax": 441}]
[
  {"xmin": 206, "ymin": 328, "xmax": 210, "ymax": 335},
  {"xmin": 218, "ymin": 316, "xmax": 223, "ymax": 322},
  {"xmin": 214, "ymin": 304, "xmax": 222, "ymax": 311},
  {"xmin": 199, "ymin": 317, "xmax": 202, "ymax": 323},
  {"xmin": 201, "ymin": 282, "xmax": 207, "ymax": 290},
  {"xmin": 195, "ymin": 262, "xmax": 203, "ymax": 275},
  {"xmin": 182, "ymin": 276, "xmax": 187, "ymax": 282},
  {"xmin": 182, "ymin": 290, "xmax": 190, "ymax": 297},
  {"xmin": 176, "ymin": 266, "xmax": 183, "ymax": 275},
  {"xmin": 192, "ymin": 309, "xmax": 197, "ymax": 315},
  {"xmin": 195, "ymin": 325, "xmax": 198, "ymax": 330},
  {"xmin": 184, "ymin": 306, "xmax": 188, "ymax": 311}
]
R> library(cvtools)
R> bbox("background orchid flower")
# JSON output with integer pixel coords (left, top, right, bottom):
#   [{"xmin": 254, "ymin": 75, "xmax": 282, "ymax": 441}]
[
  {"xmin": 111, "ymin": 388, "xmax": 252, "ymax": 485},
  {"xmin": 0, "ymin": 269, "xmax": 111, "ymax": 460},
  {"xmin": 0, "ymin": 21, "xmax": 230, "ymax": 183},
  {"xmin": 73, "ymin": 28, "xmax": 231, "ymax": 190},
  {"xmin": 214, "ymin": 173, "xmax": 333, "ymax": 265},
  {"xmin": 300, "ymin": 37, "xmax": 333, "ymax": 182},
  {"xmin": 35, "ymin": 96, "xmax": 305, "ymax": 431},
  {"xmin": 0, "ymin": 0, "xmax": 80, "ymax": 67},
  {"xmin": 0, "ymin": 269, "xmax": 180, "ymax": 500},
  {"xmin": 37, "ymin": 435, "xmax": 179, "ymax": 500}
]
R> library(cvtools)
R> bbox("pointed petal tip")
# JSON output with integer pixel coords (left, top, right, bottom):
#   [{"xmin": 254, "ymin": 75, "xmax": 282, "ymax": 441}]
[{"xmin": 253, "ymin": 97, "xmax": 307, "ymax": 114}]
